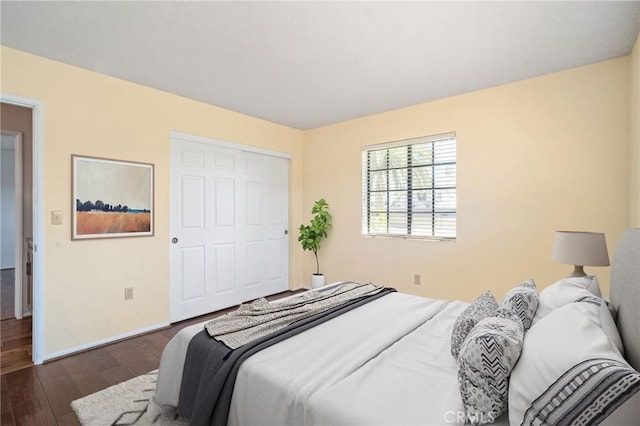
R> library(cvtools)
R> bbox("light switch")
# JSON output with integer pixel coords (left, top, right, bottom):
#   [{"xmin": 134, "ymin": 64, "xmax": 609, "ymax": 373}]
[{"xmin": 51, "ymin": 210, "xmax": 63, "ymax": 225}]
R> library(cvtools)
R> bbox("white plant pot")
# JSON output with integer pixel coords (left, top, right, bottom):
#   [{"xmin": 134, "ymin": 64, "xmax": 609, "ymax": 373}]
[{"xmin": 311, "ymin": 274, "xmax": 325, "ymax": 289}]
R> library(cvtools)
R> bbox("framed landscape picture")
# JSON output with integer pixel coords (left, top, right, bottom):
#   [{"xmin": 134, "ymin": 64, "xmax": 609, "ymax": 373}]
[{"xmin": 72, "ymin": 155, "xmax": 154, "ymax": 240}]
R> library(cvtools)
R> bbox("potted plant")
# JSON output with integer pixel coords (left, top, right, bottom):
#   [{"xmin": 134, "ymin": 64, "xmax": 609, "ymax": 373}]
[{"xmin": 298, "ymin": 198, "xmax": 332, "ymax": 288}]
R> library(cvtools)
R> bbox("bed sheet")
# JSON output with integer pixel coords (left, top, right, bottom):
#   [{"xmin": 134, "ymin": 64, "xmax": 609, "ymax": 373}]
[
  {"xmin": 227, "ymin": 292, "xmax": 508, "ymax": 426},
  {"xmin": 152, "ymin": 290, "xmax": 509, "ymax": 425}
]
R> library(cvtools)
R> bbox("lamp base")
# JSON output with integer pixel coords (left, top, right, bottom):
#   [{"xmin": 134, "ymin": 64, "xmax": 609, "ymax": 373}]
[{"xmin": 567, "ymin": 265, "xmax": 586, "ymax": 278}]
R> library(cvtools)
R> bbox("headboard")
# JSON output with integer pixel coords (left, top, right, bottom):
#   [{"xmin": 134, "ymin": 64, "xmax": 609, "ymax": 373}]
[{"xmin": 610, "ymin": 227, "xmax": 640, "ymax": 371}]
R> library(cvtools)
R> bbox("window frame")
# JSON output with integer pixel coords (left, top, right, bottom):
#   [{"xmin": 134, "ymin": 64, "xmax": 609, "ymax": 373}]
[{"xmin": 361, "ymin": 132, "xmax": 457, "ymax": 241}]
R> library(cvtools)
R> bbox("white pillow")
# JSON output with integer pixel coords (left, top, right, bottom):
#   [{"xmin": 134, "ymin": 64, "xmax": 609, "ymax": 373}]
[
  {"xmin": 598, "ymin": 297, "xmax": 624, "ymax": 354},
  {"xmin": 508, "ymin": 299, "xmax": 637, "ymax": 426},
  {"xmin": 567, "ymin": 294, "xmax": 624, "ymax": 355},
  {"xmin": 532, "ymin": 275, "xmax": 601, "ymax": 324}
]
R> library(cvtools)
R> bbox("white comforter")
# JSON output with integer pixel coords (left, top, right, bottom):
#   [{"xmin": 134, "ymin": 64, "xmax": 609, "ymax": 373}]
[{"xmin": 152, "ymin": 289, "xmax": 508, "ymax": 426}]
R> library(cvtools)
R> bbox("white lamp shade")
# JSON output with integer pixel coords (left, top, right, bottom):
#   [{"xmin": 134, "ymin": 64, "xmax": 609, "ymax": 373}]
[{"xmin": 551, "ymin": 231, "xmax": 610, "ymax": 267}]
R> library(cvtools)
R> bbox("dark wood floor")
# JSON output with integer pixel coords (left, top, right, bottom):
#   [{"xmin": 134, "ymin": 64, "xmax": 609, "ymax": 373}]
[
  {"xmin": 1, "ymin": 290, "xmax": 302, "ymax": 425},
  {"xmin": 1, "ymin": 317, "xmax": 33, "ymax": 375},
  {"xmin": 1, "ymin": 268, "xmax": 34, "ymax": 375}
]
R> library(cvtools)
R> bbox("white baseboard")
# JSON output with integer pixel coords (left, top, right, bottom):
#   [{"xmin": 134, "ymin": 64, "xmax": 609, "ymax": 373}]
[{"xmin": 42, "ymin": 322, "xmax": 170, "ymax": 362}]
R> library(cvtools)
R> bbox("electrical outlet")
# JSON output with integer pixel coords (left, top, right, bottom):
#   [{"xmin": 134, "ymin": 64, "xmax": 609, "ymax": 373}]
[
  {"xmin": 124, "ymin": 287, "xmax": 134, "ymax": 300},
  {"xmin": 414, "ymin": 274, "xmax": 421, "ymax": 285}
]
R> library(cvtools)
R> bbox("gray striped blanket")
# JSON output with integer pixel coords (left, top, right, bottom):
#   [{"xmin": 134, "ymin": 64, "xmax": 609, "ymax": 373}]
[{"xmin": 205, "ymin": 282, "xmax": 385, "ymax": 349}]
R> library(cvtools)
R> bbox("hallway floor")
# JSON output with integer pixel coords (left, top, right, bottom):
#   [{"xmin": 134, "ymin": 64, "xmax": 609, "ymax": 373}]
[
  {"xmin": 1, "ymin": 317, "xmax": 32, "ymax": 375},
  {"xmin": 0, "ymin": 268, "xmax": 33, "ymax": 375}
]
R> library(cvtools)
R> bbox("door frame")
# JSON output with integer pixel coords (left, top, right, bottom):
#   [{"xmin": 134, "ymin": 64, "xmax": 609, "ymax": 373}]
[
  {"xmin": 1, "ymin": 93, "xmax": 45, "ymax": 365},
  {"xmin": 1, "ymin": 130, "xmax": 23, "ymax": 318},
  {"xmin": 169, "ymin": 131, "xmax": 291, "ymax": 322}
]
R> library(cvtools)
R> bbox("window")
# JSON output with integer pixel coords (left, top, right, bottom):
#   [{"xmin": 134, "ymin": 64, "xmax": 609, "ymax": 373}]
[{"xmin": 361, "ymin": 133, "xmax": 456, "ymax": 240}]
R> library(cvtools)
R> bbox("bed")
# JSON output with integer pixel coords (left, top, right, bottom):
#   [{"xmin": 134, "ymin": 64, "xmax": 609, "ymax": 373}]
[{"xmin": 151, "ymin": 228, "xmax": 640, "ymax": 425}]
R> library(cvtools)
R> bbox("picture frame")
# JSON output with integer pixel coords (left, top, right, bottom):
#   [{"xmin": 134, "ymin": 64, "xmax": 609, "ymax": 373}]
[{"xmin": 72, "ymin": 155, "xmax": 154, "ymax": 240}]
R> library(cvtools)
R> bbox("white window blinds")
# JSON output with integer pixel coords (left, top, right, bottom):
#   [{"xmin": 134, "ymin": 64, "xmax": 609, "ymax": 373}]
[{"xmin": 361, "ymin": 133, "xmax": 456, "ymax": 240}]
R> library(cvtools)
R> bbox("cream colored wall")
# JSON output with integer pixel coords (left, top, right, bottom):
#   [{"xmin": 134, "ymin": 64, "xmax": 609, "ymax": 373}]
[
  {"xmin": 0, "ymin": 46, "xmax": 304, "ymax": 357},
  {"xmin": 303, "ymin": 57, "xmax": 630, "ymax": 301},
  {"xmin": 1, "ymin": 43, "xmax": 634, "ymax": 357},
  {"xmin": 630, "ymin": 33, "xmax": 640, "ymax": 227}
]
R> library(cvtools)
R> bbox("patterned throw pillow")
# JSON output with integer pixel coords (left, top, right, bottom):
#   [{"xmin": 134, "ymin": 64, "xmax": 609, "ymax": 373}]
[
  {"xmin": 457, "ymin": 309, "xmax": 524, "ymax": 425},
  {"xmin": 450, "ymin": 291, "xmax": 498, "ymax": 359},
  {"xmin": 500, "ymin": 279, "xmax": 538, "ymax": 332}
]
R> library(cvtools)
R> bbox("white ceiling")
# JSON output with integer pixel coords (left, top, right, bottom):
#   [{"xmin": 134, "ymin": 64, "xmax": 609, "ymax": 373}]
[{"xmin": 2, "ymin": 1, "xmax": 639, "ymax": 130}]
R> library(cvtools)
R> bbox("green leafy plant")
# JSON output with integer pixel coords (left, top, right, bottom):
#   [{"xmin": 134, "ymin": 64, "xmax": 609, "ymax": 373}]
[{"xmin": 298, "ymin": 198, "xmax": 332, "ymax": 275}]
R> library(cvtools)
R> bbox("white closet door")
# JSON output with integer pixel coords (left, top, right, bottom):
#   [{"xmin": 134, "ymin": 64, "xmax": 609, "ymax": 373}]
[
  {"xmin": 240, "ymin": 152, "xmax": 289, "ymax": 301},
  {"xmin": 170, "ymin": 137, "xmax": 289, "ymax": 322}
]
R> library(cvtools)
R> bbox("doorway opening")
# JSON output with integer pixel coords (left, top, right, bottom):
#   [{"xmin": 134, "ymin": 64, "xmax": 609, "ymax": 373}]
[{"xmin": 1, "ymin": 101, "xmax": 37, "ymax": 373}]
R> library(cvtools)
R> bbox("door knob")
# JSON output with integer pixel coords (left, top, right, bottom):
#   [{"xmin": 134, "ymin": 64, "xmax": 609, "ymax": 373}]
[
  {"xmin": 284, "ymin": 230, "xmax": 288, "ymax": 235},
  {"xmin": 172, "ymin": 237, "xmax": 178, "ymax": 244}
]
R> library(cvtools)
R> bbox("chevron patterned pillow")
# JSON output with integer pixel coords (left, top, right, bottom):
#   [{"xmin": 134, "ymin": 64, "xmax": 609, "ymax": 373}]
[
  {"xmin": 500, "ymin": 279, "xmax": 539, "ymax": 332},
  {"xmin": 450, "ymin": 291, "xmax": 499, "ymax": 359},
  {"xmin": 457, "ymin": 309, "xmax": 524, "ymax": 425}
]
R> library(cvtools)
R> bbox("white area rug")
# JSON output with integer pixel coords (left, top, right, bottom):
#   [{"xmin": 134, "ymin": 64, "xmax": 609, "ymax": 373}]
[{"xmin": 71, "ymin": 370, "xmax": 188, "ymax": 425}]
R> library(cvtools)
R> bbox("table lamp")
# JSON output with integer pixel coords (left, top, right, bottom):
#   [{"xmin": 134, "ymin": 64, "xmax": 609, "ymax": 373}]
[{"xmin": 551, "ymin": 231, "xmax": 610, "ymax": 277}]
